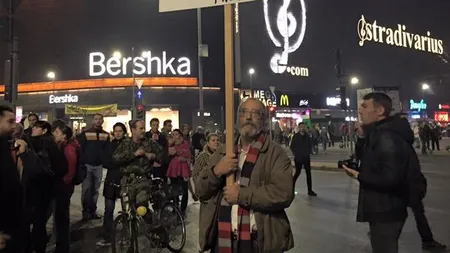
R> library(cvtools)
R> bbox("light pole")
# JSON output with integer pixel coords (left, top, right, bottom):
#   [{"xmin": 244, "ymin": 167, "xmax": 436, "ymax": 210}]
[
  {"xmin": 248, "ymin": 68, "xmax": 255, "ymax": 95},
  {"xmin": 47, "ymin": 71, "xmax": 56, "ymax": 121},
  {"xmin": 348, "ymin": 76, "xmax": 359, "ymax": 155}
]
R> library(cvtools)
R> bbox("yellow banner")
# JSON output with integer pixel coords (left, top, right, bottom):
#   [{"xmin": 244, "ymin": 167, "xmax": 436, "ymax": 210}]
[{"xmin": 65, "ymin": 104, "xmax": 118, "ymax": 117}]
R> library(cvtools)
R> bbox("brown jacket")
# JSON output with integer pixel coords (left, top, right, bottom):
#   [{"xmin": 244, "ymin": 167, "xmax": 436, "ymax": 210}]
[{"xmin": 193, "ymin": 137, "xmax": 295, "ymax": 253}]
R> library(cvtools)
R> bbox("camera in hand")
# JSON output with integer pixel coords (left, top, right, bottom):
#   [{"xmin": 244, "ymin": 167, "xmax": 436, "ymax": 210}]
[{"xmin": 338, "ymin": 155, "xmax": 359, "ymax": 171}]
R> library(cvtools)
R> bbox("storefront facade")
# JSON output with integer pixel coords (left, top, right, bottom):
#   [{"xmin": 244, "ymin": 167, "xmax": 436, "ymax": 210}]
[{"xmin": 3, "ymin": 77, "xmax": 224, "ymax": 133}]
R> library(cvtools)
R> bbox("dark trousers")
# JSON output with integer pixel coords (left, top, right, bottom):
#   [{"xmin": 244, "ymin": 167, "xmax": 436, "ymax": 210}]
[
  {"xmin": 51, "ymin": 182, "xmax": 74, "ymax": 253},
  {"xmin": 328, "ymin": 135, "xmax": 335, "ymax": 147},
  {"xmin": 102, "ymin": 198, "xmax": 116, "ymax": 242},
  {"xmin": 421, "ymin": 139, "xmax": 429, "ymax": 154},
  {"xmin": 369, "ymin": 220, "xmax": 405, "ymax": 253},
  {"xmin": 294, "ymin": 157, "xmax": 312, "ymax": 193},
  {"xmin": 411, "ymin": 202, "xmax": 434, "ymax": 242},
  {"xmin": 26, "ymin": 188, "xmax": 53, "ymax": 253},
  {"xmin": 431, "ymin": 138, "xmax": 440, "ymax": 151}
]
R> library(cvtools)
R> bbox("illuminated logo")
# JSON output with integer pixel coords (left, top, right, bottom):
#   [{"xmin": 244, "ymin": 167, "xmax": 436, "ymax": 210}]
[
  {"xmin": 89, "ymin": 51, "xmax": 191, "ymax": 77},
  {"xmin": 358, "ymin": 15, "xmax": 444, "ymax": 55},
  {"xmin": 49, "ymin": 94, "xmax": 79, "ymax": 104},
  {"xmin": 326, "ymin": 97, "xmax": 349, "ymax": 107},
  {"xmin": 299, "ymin": 99, "xmax": 308, "ymax": 107},
  {"xmin": 409, "ymin": 99, "xmax": 427, "ymax": 111},
  {"xmin": 240, "ymin": 89, "xmax": 276, "ymax": 107},
  {"xmin": 263, "ymin": 0, "xmax": 309, "ymax": 76},
  {"xmin": 279, "ymin": 94, "xmax": 289, "ymax": 106},
  {"xmin": 434, "ymin": 112, "xmax": 448, "ymax": 122},
  {"xmin": 439, "ymin": 104, "xmax": 450, "ymax": 110}
]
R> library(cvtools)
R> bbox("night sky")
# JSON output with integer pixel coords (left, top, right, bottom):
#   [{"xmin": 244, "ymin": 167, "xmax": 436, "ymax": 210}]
[{"xmin": 1, "ymin": 0, "xmax": 449, "ymax": 102}]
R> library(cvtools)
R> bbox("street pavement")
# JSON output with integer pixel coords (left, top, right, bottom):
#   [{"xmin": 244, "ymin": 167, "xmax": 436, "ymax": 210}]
[{"xmin": 46, "ymin": 140, "xmax": 450, "ymax": 253}]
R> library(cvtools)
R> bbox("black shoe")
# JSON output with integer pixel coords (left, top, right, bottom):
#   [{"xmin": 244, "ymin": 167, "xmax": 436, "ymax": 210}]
[
  {"xmin": 422, "ymin": 240, "xmax": 447, "ymax": 250},
  {"xmin": 308, "ymin": 191, "xmax": 317, "ymax": 197}
]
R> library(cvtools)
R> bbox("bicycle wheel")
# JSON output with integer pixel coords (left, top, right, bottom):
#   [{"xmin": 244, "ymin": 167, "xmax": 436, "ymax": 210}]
[
  {"xmin": 160, "ymin": 203, "xmax": 186, "ymax": 252},
  {"xmin": 112, "ymin": 214, "xmax": 133, "ymax": 253}
]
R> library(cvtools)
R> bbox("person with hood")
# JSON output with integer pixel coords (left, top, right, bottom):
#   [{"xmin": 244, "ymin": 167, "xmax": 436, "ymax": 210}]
[
  {"xmin": 342, "ymin": 93, "xmax": 412, "ymax": 253},
  {"xmin": 97, "ymin": 122, "xmax": 128, "ymax": 247},
  {"xmin": 52, "ymin": 123, "xmax": 80, "ymax": 253}
]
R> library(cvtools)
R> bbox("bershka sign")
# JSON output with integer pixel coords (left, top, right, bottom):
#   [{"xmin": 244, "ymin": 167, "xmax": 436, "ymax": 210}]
[
  {"xmin": 49, "ymin": 94, "xmax": 79, "ymax": 104},
  {"xmin": 357, "ymin": 15, "xmax": 444, "ymax": 55},
  {"xmin": 89, "ymin": 51, "xmax": 191, "ymax": 77}
]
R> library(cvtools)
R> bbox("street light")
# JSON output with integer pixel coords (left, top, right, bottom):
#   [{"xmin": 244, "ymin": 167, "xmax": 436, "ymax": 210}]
[
  {"xmin": 248, "ymin": 68, "xmax": 255, "ymax": 94},
  {"xmin": 422, "ymin": 83, "xmax": 430, "ymax": 90},
  {"xmin": 47, "ymin": 71, "xmax": 56, "ymax": 121},
  {"xmin": 350, "ymin": 76, "xmax": 359, "ymax": 85},
  {"xmin": 47, "ymin": 71, "xmax": 55, "ymax": 80},
  {"xmin": 142, "ymin": 51, "xmax": 150, "ymax": 58},
  {"xmin": 113, "ymin": 51, "xmax": 122, "ymax": 58}
]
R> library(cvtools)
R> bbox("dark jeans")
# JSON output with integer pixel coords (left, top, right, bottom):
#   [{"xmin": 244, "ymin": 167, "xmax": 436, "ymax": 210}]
[
  {"xmin": 171, "ymin": 177, "xmax": 188, "ymax": 213},
  {"xmin": 51, "ymin": 182, "xmax": 74, "ymax": 253},
  {"xmin": 369, "ymin": 220, "xmax": 405, "ymax": 253},
  {"xmin": 102, "ymin": 198, "xmax": 116, "ymax": 242},
  {"xmin": 294, "ymin": 157, "xmax": 312, "ymax": 193},
  {"xmin": 411, "ymin": 202, "xmax": 434, "ymax": 242},
  {"xmin": 421, "ymin": 139, "xmax": 429, "ymax": 154},
  {"xmin": 81, "ymin": 164, "xmax": 103, "ymax": 218}
]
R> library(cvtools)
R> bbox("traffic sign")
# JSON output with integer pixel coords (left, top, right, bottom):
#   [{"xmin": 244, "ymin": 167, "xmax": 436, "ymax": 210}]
[
  {"xmin": 136, "ymin": 89, "xmax": 143, "ymax": 99},
  {"xmin": 135, "ymin": 79, "xmax": 144, "ymax": 89},
  {"xmin": 159, "ymin": 0, "xmax": 257, "ymax": 12}
]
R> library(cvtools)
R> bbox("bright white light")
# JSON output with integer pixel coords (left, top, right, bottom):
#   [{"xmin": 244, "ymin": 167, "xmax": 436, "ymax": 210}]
[
  {"xmin": 113, "ymin": 51, "xmax": 122, "ymax": 58},
  {"xmin": 142, "ymin": 51, "xmax": 150, "ymax": 58},
  {"xmin": 264, "ymin": 0, "xmax": 307, "ymax": 74},
  {"xmin": 249, "ymin": 68, "xmax": 255, "ymax": 75},
  {"xmin": 47, "ymin": 71, "xmax": 56, "ymax": 79},
  {"xmin": 351, "ymin": 77, "xmax": 359, "ymax": 85},
  {"xmin": 422, "ymin": 83, "xmax": 430, "ymax": 90}
]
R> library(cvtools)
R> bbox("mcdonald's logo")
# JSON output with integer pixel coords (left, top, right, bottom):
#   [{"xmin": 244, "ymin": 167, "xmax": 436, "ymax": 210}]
[{"xmin": 279, "ymin": 94, "xmax": 289, "ymax": 106}]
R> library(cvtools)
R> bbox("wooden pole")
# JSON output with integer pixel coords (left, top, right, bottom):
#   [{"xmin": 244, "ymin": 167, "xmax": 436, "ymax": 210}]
[{"xmin": 224, "ymin": 4, "xmax": 235, "ymax": 186}]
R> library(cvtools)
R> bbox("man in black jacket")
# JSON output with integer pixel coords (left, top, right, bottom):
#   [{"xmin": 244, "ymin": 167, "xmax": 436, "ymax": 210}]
[
  {"xmin": 0, "ymin": 105, "xmax": 23, "ymax": 253},
  {"xmin": 343, "ymin": 93, "xmax": 409, "ymax": 253},
  {"xmin": 290, "ymin": 122, "xmax": 317, "ymax": 196},
  {"xmin": 145, "ymin": 118, "xmax": 169, "ymax": 180}
]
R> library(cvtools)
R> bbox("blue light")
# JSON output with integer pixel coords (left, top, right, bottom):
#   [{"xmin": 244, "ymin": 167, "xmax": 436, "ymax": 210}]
[{"xmin": 136, "ymin": 89, "xmax": 143, "ymax": 99}]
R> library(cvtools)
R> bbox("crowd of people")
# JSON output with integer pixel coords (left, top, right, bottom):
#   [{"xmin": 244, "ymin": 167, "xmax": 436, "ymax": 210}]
[
  {"xmin": 0, "ymin": 105, "xmax": 213, "ymax": 252},
  {"xmin": 1, "ymin": 94, "xmax": 448, "ymax": 253}
]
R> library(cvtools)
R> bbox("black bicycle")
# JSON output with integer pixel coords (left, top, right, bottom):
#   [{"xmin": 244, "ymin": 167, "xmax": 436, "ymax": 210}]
[{"xmin": 112, "ymin": 177, "xmax": 186, "ymax": 253}]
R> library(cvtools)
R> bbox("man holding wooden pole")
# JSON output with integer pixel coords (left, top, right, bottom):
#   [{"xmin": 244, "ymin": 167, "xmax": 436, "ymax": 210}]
[{"xmin": 193, "ymin": 97, "xmax": 295, "ymax": 253}]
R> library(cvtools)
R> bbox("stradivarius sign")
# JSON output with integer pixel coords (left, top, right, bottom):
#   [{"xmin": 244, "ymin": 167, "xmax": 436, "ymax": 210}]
[
  {"xmin": 89, "ymin": 51, "xmax": 191, "ymax": 77},
  {"xmin": 357, "ymin": 15, "xmax": 444, "ymax": 55},
  {"xmin": 410, "ymin": 99, "xmax": 427, "ymax": 111}
]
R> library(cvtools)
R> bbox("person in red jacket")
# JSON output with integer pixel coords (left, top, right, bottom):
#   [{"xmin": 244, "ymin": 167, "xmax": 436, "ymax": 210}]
[{"xmin": 52, "ymin": 122, "xmax": 79, "ymax": 253}]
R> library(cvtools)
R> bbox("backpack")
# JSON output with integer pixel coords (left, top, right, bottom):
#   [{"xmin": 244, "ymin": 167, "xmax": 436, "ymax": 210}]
[
  {"xmin": 404, "ymin": 145, "xmax": 428, "ymax": 206},
  {"xmin": 72, "ymin": 145, "xmax": 87, "ymax": 185},
  {"xmin": 370, "ymin": 128, "xmax": 427, "ymax": 206}
]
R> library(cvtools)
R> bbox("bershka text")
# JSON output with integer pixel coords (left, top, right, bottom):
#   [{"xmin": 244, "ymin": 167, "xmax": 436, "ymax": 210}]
[
  {"xmin": 89, "ymin": 51, "xmax": 191, "ymax": 77},
  {"xmin": 49, "ymin": 94, "xmax": 79, "ymax": 104},
  {"xmin": 357, "ymin": 15, "xmax": 444, "ymax": 55}
]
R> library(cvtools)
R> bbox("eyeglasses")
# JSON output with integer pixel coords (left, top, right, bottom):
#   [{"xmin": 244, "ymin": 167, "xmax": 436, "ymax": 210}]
[{"xmin": 239, "ymin": 109, "xmax": 264, "ymax": 119}]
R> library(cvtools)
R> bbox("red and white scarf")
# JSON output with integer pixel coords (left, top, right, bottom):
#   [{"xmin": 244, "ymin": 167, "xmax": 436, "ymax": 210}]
[{"xmin": 217, "ymin": 134, "xmax": 266, "ymax": 253}]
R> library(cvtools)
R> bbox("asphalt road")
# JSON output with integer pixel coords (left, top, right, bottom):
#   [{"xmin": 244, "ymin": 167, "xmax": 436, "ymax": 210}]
[{"xmin": 46, "ymin": 141, "xmax": 450, "ymax": 253}]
